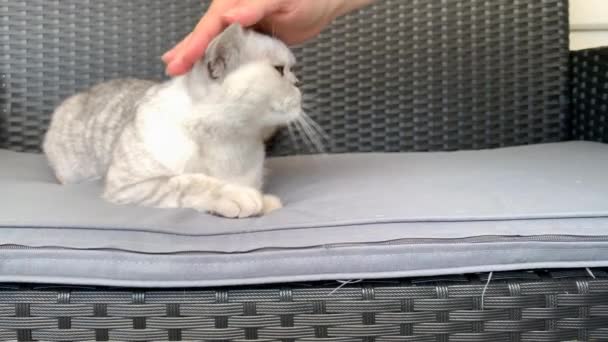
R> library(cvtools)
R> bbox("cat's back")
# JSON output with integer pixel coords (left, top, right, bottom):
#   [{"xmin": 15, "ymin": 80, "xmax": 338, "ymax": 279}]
[
  {"xmin": 44, "ymin": 78, "xmax": 156, "ymax": 184},
  {"xmin": 85, "ymin": 78, "xmax": 156, "ymax": 107}
]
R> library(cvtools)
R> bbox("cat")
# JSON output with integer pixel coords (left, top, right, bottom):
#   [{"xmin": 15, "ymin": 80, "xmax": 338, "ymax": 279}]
[{"xmin": 43, "ymin": 23, "xmax": 305, "ymax": 218}]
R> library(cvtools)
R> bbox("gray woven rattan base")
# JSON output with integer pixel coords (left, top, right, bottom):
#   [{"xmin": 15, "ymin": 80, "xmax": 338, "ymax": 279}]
[
  {"xmin": 1, "ymin": 1, "xmax": 607, "ymax": 341},
  {"xmin": 0, "ymin": 269, "xmax": 606, "ymax": 341}
]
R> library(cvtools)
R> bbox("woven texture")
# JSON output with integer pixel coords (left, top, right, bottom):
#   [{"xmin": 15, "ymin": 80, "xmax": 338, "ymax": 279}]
[
  {"xmin": 0, "ymin": 0, "xmax": 570, "ymax": 155},
  {"xmin": 0, "ymin": 270, "xmax": 605, "ymax": 341},
  {"xmin": 571, "ymin": 47, "xmax": 608, "ymax": 143},
  {"xmin": 0, "ymin": 0, "xmax": 201, "ymax": 153},
  {"xmin": 2, "ymin": 1, "xmax": 603, "ymax": 340}
]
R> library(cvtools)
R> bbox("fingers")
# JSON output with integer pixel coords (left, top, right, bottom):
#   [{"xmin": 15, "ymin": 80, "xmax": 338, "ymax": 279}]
[
  {"xmin": 222, "ymin": 4, "xmax": 268, "ymax": 27},
  {"xmin": 162, "ymin": 32, "xmax": 192, "ymax": 63},
  {"xmin": 165, "ymin": 14, "xmax": 226, "ymax": 76},
  {"xmin": 162, "ymin": 0, "xmax": 285, "ymax": 77}
]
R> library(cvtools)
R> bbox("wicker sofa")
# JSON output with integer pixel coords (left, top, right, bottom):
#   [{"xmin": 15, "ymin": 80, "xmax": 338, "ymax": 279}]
[{"xmin": 1, "ymin": 0, "xmax": 608, "ymax": 341}]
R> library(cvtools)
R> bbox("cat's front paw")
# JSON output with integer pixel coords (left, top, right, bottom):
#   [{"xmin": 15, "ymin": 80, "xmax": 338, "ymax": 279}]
[{"xmin": 211, "ymin": 185, "xmax": 265, "ymax": 219}]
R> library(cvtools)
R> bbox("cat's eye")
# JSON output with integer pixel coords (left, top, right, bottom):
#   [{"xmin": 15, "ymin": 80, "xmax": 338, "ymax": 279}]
[{"xmin": 274, "ymin": 65, "xmax": 285, "ymax": 76}]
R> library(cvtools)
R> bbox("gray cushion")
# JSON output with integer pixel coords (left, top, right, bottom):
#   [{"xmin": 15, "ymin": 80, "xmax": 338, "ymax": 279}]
[{"xmin": 1, "ymin": 141, "xmax": 608, "ymax": 287}]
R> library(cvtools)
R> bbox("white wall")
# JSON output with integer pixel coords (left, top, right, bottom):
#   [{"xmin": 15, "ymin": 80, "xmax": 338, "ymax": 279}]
[{"xmin": 570, "ymin": 0, "xmax": 608, "ymax": 50}]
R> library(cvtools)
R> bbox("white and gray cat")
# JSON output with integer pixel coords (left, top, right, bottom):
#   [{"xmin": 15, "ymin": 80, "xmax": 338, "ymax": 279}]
[{"xmin": 44, "ymin": 24, "xmax": 307, "ymax": 218}]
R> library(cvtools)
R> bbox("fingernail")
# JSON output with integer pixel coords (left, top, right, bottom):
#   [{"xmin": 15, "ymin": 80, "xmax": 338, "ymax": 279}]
[{"xmin": 161, "ymin": 51, "xmax": 172, "ymax": 63}]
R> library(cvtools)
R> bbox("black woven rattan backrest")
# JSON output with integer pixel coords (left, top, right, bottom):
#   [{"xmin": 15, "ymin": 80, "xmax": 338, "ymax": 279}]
[
  {"xmin": 571, "ymin": 48, "xmax": 608, "ymax": 143},
  {"xmin": 0, "ymin": 0, "xmax": 570, "ymax": 155}
]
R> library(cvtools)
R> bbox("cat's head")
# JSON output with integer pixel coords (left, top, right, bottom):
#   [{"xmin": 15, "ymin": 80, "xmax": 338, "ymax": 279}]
[{"xmin": 189, "ymin": 23, "xmax": 302, "ymax": 129}]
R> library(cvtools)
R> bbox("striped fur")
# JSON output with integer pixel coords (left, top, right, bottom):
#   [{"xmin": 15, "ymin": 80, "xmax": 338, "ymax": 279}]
[{"xmin": 43, "ymin": 24, "xmax": 301, "ymax": 218}]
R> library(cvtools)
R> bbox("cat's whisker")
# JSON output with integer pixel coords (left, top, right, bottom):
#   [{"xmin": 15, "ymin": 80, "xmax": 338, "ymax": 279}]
[
  {"xmin": 296, "ymin": 116, "xmax": 325, "ymax": 153},
  {"xmin": 286, "ymin": 123, "xmax": 298, "ymax": 146},
  {"xmin": 300, "ymin": 112, "xmax": 329, "ymax": 149},
  {"xmin": 301, "ymin": 112, "xmax": 330, "ymax": 143},
  {"xmin": 302, "ymin": 118, "xmax": 321, "ymax": 144},
  {"xmin": 294, "ymin": 120, "xmax": 316, "ymax": 152},
  {"xmin": 307, "ymin": 128, "xmax": 326, "ymax": 154},
  {"xmin": 287, "ymin": 121, "xmax": 309, "ymax": 151}
]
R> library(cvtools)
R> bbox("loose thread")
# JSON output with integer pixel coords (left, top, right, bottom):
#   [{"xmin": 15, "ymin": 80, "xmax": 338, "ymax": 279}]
[
  {"xmin": 328, "ymin": 279, "xmax": 363, "ymax": 296},
  {"xmin": 481, "ymin": 272, "xmax": 493, "ymax": 311}
]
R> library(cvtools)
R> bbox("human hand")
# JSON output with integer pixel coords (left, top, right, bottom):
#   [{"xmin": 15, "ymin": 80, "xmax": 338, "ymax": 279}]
[{"xmin": 162, "ymin": 0, "xmax": 374, "ymax": 76}]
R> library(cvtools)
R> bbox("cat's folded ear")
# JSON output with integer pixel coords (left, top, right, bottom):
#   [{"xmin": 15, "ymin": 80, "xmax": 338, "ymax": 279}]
[{"xmin": 205, "ymin": 23, "xmax": 246, "ymax": 80}]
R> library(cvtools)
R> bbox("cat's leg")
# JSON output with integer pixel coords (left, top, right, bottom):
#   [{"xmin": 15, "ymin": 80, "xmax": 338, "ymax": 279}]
[
  {"xmin": 104, "ymin": 172, "xmax": 282, "ymax": 218},
  {"xmin": 104, "ymin": 121, "xmax": 282, "ymax": 217},
  {"xmin": 169, "ymin": 174, "xmax": 281, "ymax": 218}
]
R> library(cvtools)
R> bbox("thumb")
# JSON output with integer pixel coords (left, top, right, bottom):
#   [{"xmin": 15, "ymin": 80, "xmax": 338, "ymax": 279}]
[{"xmin": 222, "ymin": 0, "xmax": 283, "ymax": 27}]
